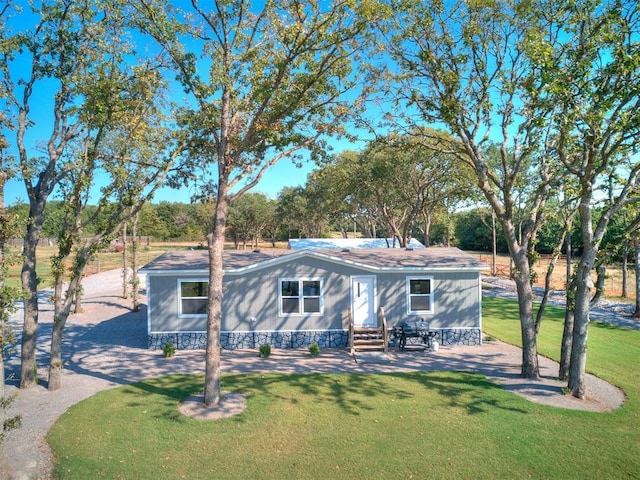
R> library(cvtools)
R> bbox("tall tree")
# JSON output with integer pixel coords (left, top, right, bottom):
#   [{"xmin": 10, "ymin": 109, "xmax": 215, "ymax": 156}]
[
  {"xmin": 0, "ymin": 1, "xmax": 22, "ymax": 442},
  {"xmin": 0, "ymin": 1, "xmax": 102, "ymax": 388},
  {"xmin": 381, "ymin": 0, "xmax": 559, "ymax": 378},
  {"xmin": 524, "ymin": 0, "xmax": 640, "ymax": 398},
  {"xmin": 138, "ymin": 0, "xmax": 376, "ymax": 405},
  {"xmin": 0, "ymin": 182, "xmax": 21, "ymax": 450},
  {"xmin": 276, "ymin": 186, "xmax": 320, "ymax": 239},
  {"xmin": 227, "ymin": 193, "xmax": 275, "ymax": 249},
  {"xmin": 357, "ymin": 131, "xmax": 473, "ymax": 247},
  {"xmin": 306, "ymin": 151, "xmax": 381, "ymax": 238},
  {"xmin": 46, "ymin": 55, "xmax": 174, "ymax": 391}
]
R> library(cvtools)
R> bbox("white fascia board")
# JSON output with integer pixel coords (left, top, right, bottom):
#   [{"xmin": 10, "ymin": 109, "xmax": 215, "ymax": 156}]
[{"xmin": 139, "ymin": 268, "xmax": 209, "ymax": 276}]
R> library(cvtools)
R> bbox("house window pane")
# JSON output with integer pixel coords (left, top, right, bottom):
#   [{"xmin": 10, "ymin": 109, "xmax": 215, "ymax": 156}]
[
  {"xmin": 182, "ymin": 298, "xmax": 208, "ymax": 315},
  {"xmin": 181, "ymin": 281, "xmax": 208, "ymax": 297},
  {"xmin": 279, "ymin": 278, "xmax": 323, "ymax": 315},
  {"xmin": 407, "ymin": 277, "xmax": 433, "ymax": 314},
  {"xmin": 303, "ymin": 297, "xmax": 320, "ymax": 313},
  {"xmin": 410, "ymin": 296, "xmax": 431, "ymax": 312},
  {"xmin": 281, "ymin": 281, "xmax": 299, "ymax": 297},
  {"xmin": 282, "ymin": 298, "xmax": 300, "ymax": 314},
  {"xmin": 303, "ymin": 281, "xmax": 320, "ymax": 296},
  {"xmin": 179, "ymin": 281, "xmax": 208, "ymax": 316},
  {"xmin": 410, "ymin": 279, "xmax": 430, "ymax": 295}
]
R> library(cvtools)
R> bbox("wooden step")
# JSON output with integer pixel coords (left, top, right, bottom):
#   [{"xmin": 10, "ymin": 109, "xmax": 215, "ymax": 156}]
[
  {"xmin": 353, "ymin": 339, "xmax": 384, "ymax": 347},
  {"xmin": 353, "ymin": 335, "xmax": 384, "ymax": 341},
  {"xmin": 352, "ymin": 344, "xmax": 387, "ymax": 351},
  {"xmin": 349, "ymin": 324, "xmax": 388, "ymax": 354}
]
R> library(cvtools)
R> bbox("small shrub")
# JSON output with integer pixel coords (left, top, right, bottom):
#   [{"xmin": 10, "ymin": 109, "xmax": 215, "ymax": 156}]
[
  {"xmin": 0, "ymin": 393, "xmax": 21, "ymax": 444},
  {"xmin": 259, "ymin": 343, "xmax": 271, "ymax": 358},
  {"xmin": 308, "ymin": 342, "xmax": 320, "ymax": 357},
  {"xmin": 162, "ymin": 342, "xmax": 176, "ymax": 358}
]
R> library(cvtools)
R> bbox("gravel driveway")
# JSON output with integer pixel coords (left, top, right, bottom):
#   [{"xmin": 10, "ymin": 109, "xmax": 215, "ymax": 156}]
[{"xmin": 1, "ymin": 270, "xmax": 630, "ymax": 480}]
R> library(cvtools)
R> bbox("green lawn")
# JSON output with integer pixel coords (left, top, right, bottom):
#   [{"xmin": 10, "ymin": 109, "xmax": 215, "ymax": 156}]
[{"xmin": 49, "ymin": 297, "xmax": 640, "ymax": 479}]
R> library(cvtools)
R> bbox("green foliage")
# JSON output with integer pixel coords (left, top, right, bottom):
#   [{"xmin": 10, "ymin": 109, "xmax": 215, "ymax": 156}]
[
  {"xmin": 162, "ymin": 342, "xmax": 176, "ymax": 358},
  {"xmin": 136, "ymin": 0, "xmax": 376, "ymax": 201},
  {"xmin": 0, "ymin": 393, "xmax": 21, "ymax": 444},
  {"xmin": 258, "ymin": 343, "xmax": 271, "ymax": 358},
  {"xmin": 308, "ymin": 342, "xmax": 320, "ymax": 356},
  {"xmin": 276, "ymin": 186, "xmax": 330, "ymax": 240},
  {"xmin": 454, "ymin": 210, "xmax": 508, "ymax": 252},
  {"xmin": 227, "ymin": 193, "xmax": 277, "ymax": 248}
]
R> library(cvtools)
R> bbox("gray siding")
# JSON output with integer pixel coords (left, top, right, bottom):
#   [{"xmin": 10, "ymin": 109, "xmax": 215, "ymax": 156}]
[
  {"xmin": 222, "ymin": 257, "xmax": 355, "ymax": 331},
  {"xmin": 147, "ymin": 256, "xmax": 481, "ymax": 334},
  {"xmin": 378, "ymin": 271, "xmax": 480, "ymax": 328}
]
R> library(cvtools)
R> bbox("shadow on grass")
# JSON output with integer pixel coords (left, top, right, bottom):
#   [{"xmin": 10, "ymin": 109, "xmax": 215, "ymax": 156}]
[{"xmin": 116, "ymin": 369, "xmax": 528, "ymax": 425}]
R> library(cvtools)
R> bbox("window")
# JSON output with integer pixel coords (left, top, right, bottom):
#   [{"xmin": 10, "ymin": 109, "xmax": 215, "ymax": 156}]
[
  {"xmin": 406, "ymin": 277, "xmax": 433, "ymax": 314},
  {"xmin": 179, "ymin": 280, "xmax": 208, "ymax": 316},
  {"xmin": 279, "ymin": 278, "xmax": 323, "ymax": 315}
]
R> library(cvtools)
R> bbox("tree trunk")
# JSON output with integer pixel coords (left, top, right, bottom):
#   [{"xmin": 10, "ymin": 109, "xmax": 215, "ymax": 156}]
[
  {"xmin": 122, "ymin": 222, "xmax": 128, "ymax": 299},
  {"xmin": 568, "ymin": 249, "xmax": 596, "ymax": 399},
  {"xmin": 20, "ymin": 225, "xmax": 41, "ymax": 389},
  {"xmin": 131, "ymin": 213, "xmax": 140, "ymax": 312},
  {"xmin": 491, "ymin": 212, "xmax": 497, "ymax": 276},
  {"xmin": 422, "ymin": 211, "xmax": 431, "ymax": 247},
  {"xmin": 0, "ymin": 181, "xmax": 6, "ymax": 401},
  {"xmin": 621, "ymin": 241, "xmax": 628, "ymax": 298},
  {"xmin": 559, "ymin": 227, "xmax": 574, "ymax": 381},
  {"xmin": 559, "ymin": 280, "xmax": 575, "ymax": 381},
  {"xmin": 634, "ymin": 238, "xmax": 640, "ymax": 318},
  {"xmin": 512, "ymin": 266, "xmax": 540, "ymax": 379},
  {"xmin": 47, "ymin": 269, "xmax": 78, "ymax": 391},
  {"xmin": 73, "ymin": 283, "xmax": 83, "ymax": 314},
  {"xmin": 497, "ymin": 212, "xmax": 540, "ymax": 379},
  {"xmin": 204, "ymin": 187, "xmax": 229, "ymax": 407},
  {"xmin": 47, "ymin": 315, "xmax": 66, "ymax": 391},
  {"xmin": 0, "ymin": 343, "xmax": 4, "ymax": 413}
]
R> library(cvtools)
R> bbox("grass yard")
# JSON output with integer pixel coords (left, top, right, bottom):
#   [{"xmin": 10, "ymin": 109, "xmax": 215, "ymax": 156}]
[{"xmin": 49, "ymin": 297, "xmax": 640, "ymax": 479}]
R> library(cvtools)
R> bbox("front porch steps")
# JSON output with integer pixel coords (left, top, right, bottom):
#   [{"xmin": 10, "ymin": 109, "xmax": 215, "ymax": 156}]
[
  {"xmin": 348, "ymin": 307, "xmax": 389, "ymax": 355},
  {"xmin": 350, "ymin": 327, "xmax": 387, "ymax": 353}
]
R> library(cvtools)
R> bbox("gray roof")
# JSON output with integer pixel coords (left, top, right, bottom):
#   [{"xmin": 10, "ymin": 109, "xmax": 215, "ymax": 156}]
[{"xmin": 140, "ymin": 247, "xmax": 488, "ymax": 275}]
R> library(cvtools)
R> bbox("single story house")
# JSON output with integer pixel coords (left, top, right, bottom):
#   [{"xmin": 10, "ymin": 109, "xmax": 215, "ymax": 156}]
[{"xmin": 139, "ymin": 246, "xmax": 488, "ymax": 350}]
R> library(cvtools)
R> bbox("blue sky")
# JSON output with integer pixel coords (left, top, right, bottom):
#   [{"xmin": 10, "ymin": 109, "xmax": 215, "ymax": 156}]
[
  {"xmin": 5, "ymin": 150, "xmax": 318, "ymax": 205},
  {"xmin": 3, "ymin": 133, "xmax": 368, "ymax": 206},
  {"xmin": 2, "ymin": 3, "xmax": 375, "ymax": 207}
]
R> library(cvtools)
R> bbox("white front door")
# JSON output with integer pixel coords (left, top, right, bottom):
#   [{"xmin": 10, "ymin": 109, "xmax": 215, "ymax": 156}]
[{"xmin": 351, "ymin": 276, "xmax": 377, "ymax": 328}]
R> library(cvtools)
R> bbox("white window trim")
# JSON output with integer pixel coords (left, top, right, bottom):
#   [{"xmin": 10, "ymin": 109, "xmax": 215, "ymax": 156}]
[
  {"xmin": 406, "ymin": 276, "xmax": 434, "ymax": 315},
  {"xmin": 178, "ymin": 278, "xmax": 209, "ymax": 318},
  {"xmin": 278, "ymin": 277, "xmax": 324, "ymax": 317}
]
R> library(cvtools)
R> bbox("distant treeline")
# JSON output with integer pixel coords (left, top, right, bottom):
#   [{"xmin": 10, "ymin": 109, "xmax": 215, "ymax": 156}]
[{"xmin": 6, "ymin": 195, "xmax": 631, "ymax": 261}]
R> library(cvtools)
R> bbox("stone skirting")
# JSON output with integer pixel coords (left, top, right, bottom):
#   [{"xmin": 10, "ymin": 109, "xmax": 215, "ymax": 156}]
[
  {"xmin": 148, "ymin": 327, "xmax": 481, "ymax": 350},
  {"xmin": 387, "ymin": 328, "xmax": 482, "ymax": 349},
  {"xmin": 148, "ymin": 330, "xmax": 349, "ymax": 350},
  {"xmin": 437, "ymin": 328, "xmax": 482, "ymax": 346}
]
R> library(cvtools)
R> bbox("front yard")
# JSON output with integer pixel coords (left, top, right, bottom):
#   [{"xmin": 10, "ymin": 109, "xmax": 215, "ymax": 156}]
[{"xmin": 48, "ymin": 297, "xmax": 640, "ymax": 479}]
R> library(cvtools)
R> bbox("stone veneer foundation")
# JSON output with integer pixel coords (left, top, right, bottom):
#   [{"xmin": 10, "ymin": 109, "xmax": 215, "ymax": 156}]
[{"xmin": 148, "ymin": 328, "xmax": 482, "ymax": 350}]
